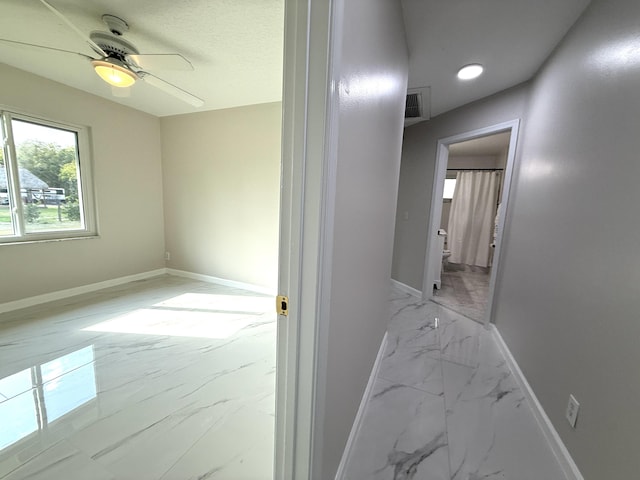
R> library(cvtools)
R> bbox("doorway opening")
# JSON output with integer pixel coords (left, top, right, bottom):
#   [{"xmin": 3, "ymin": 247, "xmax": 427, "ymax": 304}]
[{"xmin": 422, "ymin": 120, "xmax": 519, "ymax": 325}]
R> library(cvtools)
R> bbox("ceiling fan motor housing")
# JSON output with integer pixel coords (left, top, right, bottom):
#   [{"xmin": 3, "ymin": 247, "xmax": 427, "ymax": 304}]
[
  {"xmin": 90, "ymin": 31, "xmax": 139, "ymax": 61},
  {"xmin": 102, "ymin": 14, "xmax": 129, "ymax": 36}
]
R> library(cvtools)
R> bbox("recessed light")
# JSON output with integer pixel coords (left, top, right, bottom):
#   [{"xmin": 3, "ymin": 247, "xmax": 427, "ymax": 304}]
[{"xmin": 457, "ymin": 64, "xmax": 484, "ymax": 80}]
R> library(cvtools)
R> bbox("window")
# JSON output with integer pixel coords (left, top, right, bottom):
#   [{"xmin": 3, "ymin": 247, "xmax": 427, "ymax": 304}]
[
  {"xmin": 0, "ymin": 111, "xmax": 96, "ymax": 242},
  {"xmin": 443, "ymin": 178, "xmax": 456, "ymax": 199}
]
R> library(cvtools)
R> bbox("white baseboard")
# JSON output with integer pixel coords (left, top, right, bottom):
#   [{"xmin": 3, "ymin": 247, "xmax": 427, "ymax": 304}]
[
  {"xmin": 390, "ymin": 278, "xmax": 421, "ymax": 298},
  {"xmin": 0, "ymin": 268, "xmax": 276, "ymax": 316},
  {"xmin": 334, "ymin": 332, "xmax": 388, "ymax": 480},
  {"xmin": 166, "ymin": 268, "xmax": 276, "ymax": 296},
  {"xmin": 0, "ymin": 269, "xmax": 167, "ymax": 315},
  {"xmin": 491, "ymin": 325, "xmax": 584, "ymax": 480}
]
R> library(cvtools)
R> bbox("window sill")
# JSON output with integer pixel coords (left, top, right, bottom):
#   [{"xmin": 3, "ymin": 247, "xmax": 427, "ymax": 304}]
[{"xmin": 0, "ymin": 234, "xmax": 100, "ymax": 247}]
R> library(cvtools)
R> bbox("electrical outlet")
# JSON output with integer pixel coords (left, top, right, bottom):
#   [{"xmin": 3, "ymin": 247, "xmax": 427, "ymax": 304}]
[
  {"xmin": 566, "ymin": 394, "xmax": 580, "ymax": 428},
  {"xmin": 164, "ymin": 252, "xmax": 170, "ymax": 261}
]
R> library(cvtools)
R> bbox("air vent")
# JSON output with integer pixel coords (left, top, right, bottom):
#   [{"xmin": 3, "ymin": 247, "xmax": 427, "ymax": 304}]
[
  {"xmin": 404, "ymin": 87, "xmax": 431, "ymax": 127},
  {"xmin": 405, "ymin": 93, "xmax": 421, "ymax": 118}
]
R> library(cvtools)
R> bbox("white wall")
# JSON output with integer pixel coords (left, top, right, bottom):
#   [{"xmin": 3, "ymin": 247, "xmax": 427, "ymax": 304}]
[
  {"xmin": 318, "ymin": 0, "xmax": 408, "ymax": 477},
  {"xmin": 493, "ymin": 0, "xmax": 640, "ymax": 476},
  {"xmin": 392, "ymin": 84, "xmax": 529, "ymax": 290},
  {"xmin": 160, "ymin": 103, "xmax": 281, "ymax": 290},
  {"xmin": 0, "ymin": 64, "xmax": 165, "ymax": 304}
]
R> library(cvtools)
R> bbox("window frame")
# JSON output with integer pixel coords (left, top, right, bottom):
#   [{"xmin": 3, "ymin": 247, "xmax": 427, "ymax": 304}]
[{"xmin": 0, "ymin": 109, "xmax": 97, "ymax": 243}]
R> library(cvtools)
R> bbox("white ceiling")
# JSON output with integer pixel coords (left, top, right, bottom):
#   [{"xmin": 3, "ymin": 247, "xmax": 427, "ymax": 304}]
[
  {"xmin": 449, "ymin": 132, "xmax": 511, "ymax": 156},
  {"xmin": 0, "ymin": 0, "xmax": 284, "ymax": 117},
  {"xmin": 0, "ymin": 0, "xmax": 591, "ymax": 119},
  {"xmin": 401, "ymin": 0, "xmax": 591, "ymax": 118}
]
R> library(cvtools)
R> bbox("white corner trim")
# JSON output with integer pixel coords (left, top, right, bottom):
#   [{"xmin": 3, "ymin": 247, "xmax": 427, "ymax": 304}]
[
  {"xmin": 491, "ymin": 325, "xmax": 584, "ymax": 480},
  {"xmin": 390, "ymin": 278, "xmax": 421, "ymax": 298},
  {"xmin": 0, "ymin": 269, "xmax": 167, "ymax": 315},
  {"xmin": 166, "ymin": 268, "xmax": 277, "ymax": 296},
  {"xmin": 334, "ymin": 332, "xmax": 388, "ymax": 480}
]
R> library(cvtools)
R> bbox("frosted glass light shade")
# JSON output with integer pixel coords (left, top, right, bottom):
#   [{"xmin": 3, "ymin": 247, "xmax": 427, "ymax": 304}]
[{"xmin": 92, "ymin": 59, "xmax": 137, "ymax": 87}]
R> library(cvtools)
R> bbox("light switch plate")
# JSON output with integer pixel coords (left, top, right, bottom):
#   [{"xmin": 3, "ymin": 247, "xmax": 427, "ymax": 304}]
[{"xmin": 566, "ymin": 394, "xmax": 580, "ymax": 428}]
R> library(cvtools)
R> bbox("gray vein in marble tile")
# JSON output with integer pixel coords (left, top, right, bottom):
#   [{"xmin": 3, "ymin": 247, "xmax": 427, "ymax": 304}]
[
  {"xmin": 91, "ymin": 414, "xmax": 172, "ymax": 460},
  {"xmin": 174, "ymin": 399, "xmax": 235, "ymax": 427},
  {"xmin": 195, "ymin": 466, "xmax": 225, "ymax": 480},
  {"xmin": 480, "ymin": 370, "xmax": 524, "ymax": 408},
  {"xmin": 97, "ymin": 374, "xmax": 149, "ymax": 395},
  {"xmin": 390, "ymin": 292, "xmax": 414, "ymax": 303},
  {"xmin": 451, "ymin": 432, "xmax": 504, "ymax": 480},
  {"xmin": 445, "ymin": 368, "xmax": 478, "ymax": 415},
  {"xmin": 121, "ymin": 341, "xmax": 174, "ymax": 353},
  {"xmin": 11, "ymin": 452, "xmax": 79, "ymax": 480},
  {"xmin": 380, "ymin": 431, "xmax": 447, "ymax": 480},
  {"xmin": 384, "ymin": 335, "xmax": 400, "ymax": 359},
  {"xmin": 466, "ymin": 470, "xmax": 505, "ymax": 480},
  {"xmin": 372, "ymin": 383, "xmax": 409, "ymax": 400},
  {"xmin": 179, "ymin": 362, "xmax": 258, "ymax": 399},
  {"xmin": 390, "ymin": 302, "xmax": 425, "ymax": 322},
  {"xmin": 135, "ymin": 383, "xmax": 186, "ymax": 404},
  {"xmin": 238, "ymin": 321, "xmax": 275, "ymax": 332},
  {"xmin": 414, "ymin": 344, "xmax": 440, "ymax": 359},
  {"xmin": 441, "ymin": 333, "xmax": 474, "ymax": 353},
  {"xmin": 195, "ymin": 338, "xmax": 241, "ymax": 354}
]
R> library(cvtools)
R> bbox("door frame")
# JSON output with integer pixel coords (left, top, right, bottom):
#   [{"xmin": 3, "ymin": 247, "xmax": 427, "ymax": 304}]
[
  {"xmin": 274, "ymin": 0, "xmax": 341, "ymax": 478},
  {"xmin": 421, "ymin": 119, "xmax": 520, "ymax": 326}
]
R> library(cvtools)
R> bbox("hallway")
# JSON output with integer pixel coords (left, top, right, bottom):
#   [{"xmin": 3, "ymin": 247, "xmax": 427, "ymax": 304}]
[{"xmin": 342, "ymin": 287, "xmax": 565, "ymax": 479}]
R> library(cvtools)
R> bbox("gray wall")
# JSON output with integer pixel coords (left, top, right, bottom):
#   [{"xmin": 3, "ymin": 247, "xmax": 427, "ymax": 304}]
[
  {"xmin": 393, "ymin": 0, "xmax": 640, "ymax": 476},
  {"xmin": 320, "ymin": 0, "xmax": 408, "ymax": 477},
  {"xmin": 493, "ymin": 0, "xmax": 640, "ymax": 476},
  {"xmin": 392, "ymin": 84, "xmax": 529, "ymax": 290}
]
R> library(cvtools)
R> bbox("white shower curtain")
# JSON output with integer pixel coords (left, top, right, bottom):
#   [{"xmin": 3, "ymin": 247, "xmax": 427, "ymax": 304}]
[{"xmin": 447, "ymin": 171, "xmax": 500, "ymax": 267}]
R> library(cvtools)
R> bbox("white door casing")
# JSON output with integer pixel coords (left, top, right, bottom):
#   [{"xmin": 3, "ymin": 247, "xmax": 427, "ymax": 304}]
[
  {"xmin": 274, "ymin": 0, "xmax": 339, "ymax": 478},
  {"xmin": 421, "ymin": 120, "xmax": 520, "ymax": 326}
]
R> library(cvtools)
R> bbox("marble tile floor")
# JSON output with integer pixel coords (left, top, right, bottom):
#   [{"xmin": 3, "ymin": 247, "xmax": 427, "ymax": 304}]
[
  {"xmin": 432, "ymin": 264, "xmax": 491, "ymax": 323},
  {"xmin": 0, "ymin": 275, "xmax": 276, "ymax": 480},
  {"xmin": 343, "ymin": 288, "xmax": 567, "ymax": 480}
]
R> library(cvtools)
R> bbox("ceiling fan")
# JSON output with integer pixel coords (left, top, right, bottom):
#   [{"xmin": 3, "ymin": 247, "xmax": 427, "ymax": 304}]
[{"xmin": 0, "ymin": 0, "xmax": 204, "ymax": 107}]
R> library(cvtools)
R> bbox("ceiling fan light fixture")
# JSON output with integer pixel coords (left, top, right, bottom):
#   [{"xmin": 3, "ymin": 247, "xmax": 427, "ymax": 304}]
[
  {"xmin": 457, "ymin": 63, "xmax": 484, "ymax": 80},
  {"xmin": 92, "ymin": 58, "xmax": 137, "ymax": 87}
]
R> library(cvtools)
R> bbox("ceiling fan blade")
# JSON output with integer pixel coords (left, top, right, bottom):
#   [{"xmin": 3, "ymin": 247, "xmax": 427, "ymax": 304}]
[
  {"xmin": 139, "ymin": 72, "xmax": 204, "ymax": 107},
  {"xmin": 126, "ymin": 54, "xmax": 194, "ymax": 71},
  {"xmin": 38, "ymin": 0, "xmax": 107, "ymax": 58},
  {"xmin": 0, "ymin": 38, "xmax": 94, "ymax": 60}
]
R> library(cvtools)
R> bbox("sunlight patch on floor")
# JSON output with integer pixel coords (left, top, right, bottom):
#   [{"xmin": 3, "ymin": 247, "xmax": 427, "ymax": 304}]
[
  {"xmin": 83, "ymin": 308, "xmax": 255, "ymax": 339},
  {"xmin": 152, "ymin": 293, "xmax": 273, "ymax": 314}
]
